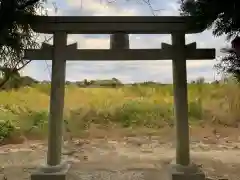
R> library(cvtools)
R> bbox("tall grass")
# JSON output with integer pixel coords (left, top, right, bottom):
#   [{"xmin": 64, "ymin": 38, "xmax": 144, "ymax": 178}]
[{"xmin": 0, "ymin": 83, "xmax": 240, "ymax": 141}]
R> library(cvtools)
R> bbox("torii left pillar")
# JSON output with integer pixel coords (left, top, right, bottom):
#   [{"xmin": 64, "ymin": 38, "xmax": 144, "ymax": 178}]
[{"xmin": 31, "ymin": 31, "xmax": 70, "ymax": 180}]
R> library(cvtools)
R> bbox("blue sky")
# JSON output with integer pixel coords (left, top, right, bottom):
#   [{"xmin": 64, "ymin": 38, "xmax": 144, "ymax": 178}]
[{"xmin": 22, "ymin": 0, "xmax": 228, "ymax": 83}]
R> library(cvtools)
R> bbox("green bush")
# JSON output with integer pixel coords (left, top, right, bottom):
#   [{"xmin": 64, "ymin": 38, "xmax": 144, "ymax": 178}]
[
  {"xmin": 0, "ymin": 120, "xmax": 16, "ymax": 141},
  {"xmin": 188, "ymin": 100, "xmax": 203, "ymax": 120},
  {"xmin": 115, "ymin": 100, "xmax": 173, "ymax": 128},
  {"xmin": 26, "ymin": 111, "xmax": 49, "ymax": 133}
]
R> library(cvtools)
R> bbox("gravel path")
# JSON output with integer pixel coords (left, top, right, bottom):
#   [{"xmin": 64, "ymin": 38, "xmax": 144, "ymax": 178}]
[{"xmin": 1, "ymin": 135, "xmax": 240, "ymax": 180}]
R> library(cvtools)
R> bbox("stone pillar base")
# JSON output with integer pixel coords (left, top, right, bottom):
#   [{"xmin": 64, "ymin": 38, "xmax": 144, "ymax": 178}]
[
  {"xmin": 169, "ymin": 164, "xmax": 205, "ymax": 180},
  {"xmin": 31, "ymin": 162, "xmax": 70, "ymax": 180}
]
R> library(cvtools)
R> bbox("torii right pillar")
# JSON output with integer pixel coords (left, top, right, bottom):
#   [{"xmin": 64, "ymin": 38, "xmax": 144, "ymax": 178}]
[{"xmin": 170, "ymin": 32, "xmax": 206, "ymax": 180}]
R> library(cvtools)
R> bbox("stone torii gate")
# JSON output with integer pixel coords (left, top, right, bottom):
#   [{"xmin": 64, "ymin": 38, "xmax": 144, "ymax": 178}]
[{"xmin": 24, "ymin": 16, "xmax": 215, "ymax": 180}]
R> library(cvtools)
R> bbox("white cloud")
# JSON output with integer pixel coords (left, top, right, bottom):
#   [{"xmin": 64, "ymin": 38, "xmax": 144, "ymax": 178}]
[
  {"xmin": 68, "ymin": 35, "xmax": 110, "ymax": 49},
  {"xmin": 66, "ymin": 0, "xmax": 140, "ymax": 16}
]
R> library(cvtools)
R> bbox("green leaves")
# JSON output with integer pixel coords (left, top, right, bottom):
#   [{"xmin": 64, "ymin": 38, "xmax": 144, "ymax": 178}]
[
  {"xmin": 180, "ymin": 0, "xmax": 239, "ymax": 39},
  {"xmin": 0, "ymin": 119, "xmax": 16, "ymax": 142},
  {"xmin": 0, "ymin": 0, "xmax": 45, "ymax": 89}
]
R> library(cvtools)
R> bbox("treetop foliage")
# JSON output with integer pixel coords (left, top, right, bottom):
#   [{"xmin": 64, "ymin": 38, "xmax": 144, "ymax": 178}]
[
  {"xmin": 180, "ymin": 0, "xmax": 240, "ymax": 82},
  {"xmin": 180, "ymin": 0, "xmax": 240, "ymax": 40},
  {"xmin": 0, "ymin": 0, "xmax": 45, "ymax": 88}
]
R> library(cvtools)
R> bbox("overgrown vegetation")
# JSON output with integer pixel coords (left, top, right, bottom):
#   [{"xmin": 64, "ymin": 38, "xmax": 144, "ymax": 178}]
[{"xmin": 0, "ymin": 79, "xmax": 239, "ymax": 142}]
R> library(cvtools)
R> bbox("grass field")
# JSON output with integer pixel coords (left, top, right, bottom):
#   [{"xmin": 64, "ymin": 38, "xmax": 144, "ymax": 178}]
[{"xmin": 0, "ymin": 82, "xmax": 240, "ymax": 142}]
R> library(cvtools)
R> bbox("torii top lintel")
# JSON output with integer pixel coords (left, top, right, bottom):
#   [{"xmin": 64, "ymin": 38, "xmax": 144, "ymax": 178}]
[{"xmin": 30, "ymin": 15, "xmax": 206, "ymax": 34}]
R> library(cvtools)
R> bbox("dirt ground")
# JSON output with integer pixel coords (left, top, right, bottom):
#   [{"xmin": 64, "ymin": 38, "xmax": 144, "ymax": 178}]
[{"xmin": 1, "ymin": 126, "xmax": 240, "ymax": 180}]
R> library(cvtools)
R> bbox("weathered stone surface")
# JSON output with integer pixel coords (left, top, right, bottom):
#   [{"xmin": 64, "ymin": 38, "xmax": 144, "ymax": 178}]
[
  {"xmin": 169, "ymin": 164, "xmax": 205, "ymax": 180},
  {"xmin": 31, "ymin": 163, "xmax": 70, "ymax": 180},
  {"xmin": 31, "ymin": 170, "xmax": 68, "ymax": 180}
]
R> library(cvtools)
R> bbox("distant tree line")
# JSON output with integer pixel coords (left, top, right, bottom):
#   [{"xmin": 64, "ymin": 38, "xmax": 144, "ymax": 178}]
[{"xmin": 0, "ymin": 73, "xmax": 233, "ymax": 91}]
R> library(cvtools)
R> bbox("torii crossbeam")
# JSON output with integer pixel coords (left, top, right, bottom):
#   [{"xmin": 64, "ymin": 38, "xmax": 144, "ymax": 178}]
[
  {"xmin": 25, "ymin": 15, "xmax": 215, "ymax": 180},
  {"xmin": 25, "ymin": 42, "xmax": 214, "ymax": 60},
  {"xmin": 30, "ymin": 16, "xmax": 206, "ymax": 34}
]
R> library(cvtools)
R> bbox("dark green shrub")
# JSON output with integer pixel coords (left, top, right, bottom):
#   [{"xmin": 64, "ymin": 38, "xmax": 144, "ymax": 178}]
[{"xmin": 0, "ymin": 120, "xmax": 16, "ymax": 141}]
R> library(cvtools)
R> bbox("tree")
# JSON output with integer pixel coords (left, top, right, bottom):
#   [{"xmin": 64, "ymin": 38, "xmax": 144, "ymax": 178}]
[
  {"xmin": 215, "ymin": 46, "xmax": 240, "ymax": 82},
  {"xmin": 179, "ymin": 0, "xmax": 240, "ymax": 82},
  {"xmin": 0, "ymin": 0, "xmax": 46, "ymax": 89},
  {"xmin": 195, "ymin": 77, "xmax": 205, "ymax": 84},
  {"xmin": 180, "ymin": 0, "xmax": 239, "ymax": 39}
]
